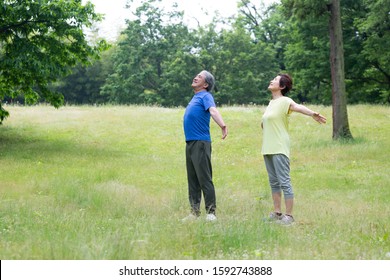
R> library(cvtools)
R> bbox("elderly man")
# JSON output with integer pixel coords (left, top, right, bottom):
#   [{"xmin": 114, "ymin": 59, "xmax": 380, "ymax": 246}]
[{"xmin": 182, "ymin": 70, "xmax": 228, "ymax": 222}]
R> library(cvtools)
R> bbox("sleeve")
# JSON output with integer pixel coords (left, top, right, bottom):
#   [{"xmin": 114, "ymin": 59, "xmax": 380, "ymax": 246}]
[
  {"xmin": 202, "ymin": 93, "xmax": 216, "ymax": 111},
  {"xmin": 285, "ymin": 97, "xmax": 293, "ymax": 115}
]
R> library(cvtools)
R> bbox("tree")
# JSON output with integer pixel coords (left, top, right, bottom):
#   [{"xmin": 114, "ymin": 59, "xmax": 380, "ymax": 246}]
[
  {"xmin": 281, "ymin": 0, "xmax": 353, "ymax": 139},
  {"xmin": 52, "ymin": 45, "xmax": 116, "ymax": 105},
  {"xmin": 282, "ymin": 13, "xmax": 332, "ymax": 104},
  {"xmin": 238, "ymin": 0, "xmax": 286, "ymax": 69},
  {"xmin": 101, "ymin": 0, "xmax": 196, "ymax": 106},
  {"xmin": 328, "ymin": 0, "xmax": 352, "ymax": 139},
  {"xmin": 209, "ymin": 23, "xmax": 278, "ymax": 105},
  {"xmin": 234, "ymin": 1, "xmax": 293, "ymax": 103},
  {"xmin": 355, "ymin": 0, "xmax": 390, "ymax": 103},
  {"xmin": 0, "ymin": 0, "xmax": 107, "ymax": 123}
]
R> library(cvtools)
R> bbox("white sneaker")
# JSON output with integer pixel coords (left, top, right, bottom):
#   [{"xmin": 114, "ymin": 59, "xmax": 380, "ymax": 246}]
[
  {"xmin": 181, "ymin": 213, "xmax": 198, "ymax": 222},
  {"xmin": 206, "ymin": 213, "xmax": 217, "ymax": 222}
]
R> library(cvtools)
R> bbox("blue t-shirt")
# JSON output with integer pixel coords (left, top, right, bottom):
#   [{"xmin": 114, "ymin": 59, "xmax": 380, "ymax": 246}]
[{"xmin": 183, "ymin": 91, "xmax": 216, "ymax": 142}]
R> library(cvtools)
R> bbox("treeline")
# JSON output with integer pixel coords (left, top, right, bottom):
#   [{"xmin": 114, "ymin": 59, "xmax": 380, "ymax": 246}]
[{"xmin": 17, "ymin": 0, "xmax": 390, "ymax": 106}]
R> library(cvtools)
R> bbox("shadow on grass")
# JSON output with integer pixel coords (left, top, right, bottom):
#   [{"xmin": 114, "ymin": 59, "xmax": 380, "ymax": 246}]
[
  {"xmin": 332, "ymin": 136, "xmax": 366, "ymax": 145},
  {"xmin": 312, "ymin": 136, "xmax": 367, "ymax": 148},
  {"xmin": 0, "ymin": 125, "xmax": 116, "ymax": 161}
]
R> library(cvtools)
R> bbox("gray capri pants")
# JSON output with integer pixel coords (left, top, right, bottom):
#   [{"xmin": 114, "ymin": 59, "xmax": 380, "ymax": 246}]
[{"xmin": 263, "ymin": 154, "xmax": 294, "ymax": 199}]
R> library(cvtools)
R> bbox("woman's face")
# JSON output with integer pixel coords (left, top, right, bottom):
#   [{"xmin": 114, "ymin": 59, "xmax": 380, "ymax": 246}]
[{"xmin": 268, "ymin": 76, "xmax": 281, "ymax": 91}]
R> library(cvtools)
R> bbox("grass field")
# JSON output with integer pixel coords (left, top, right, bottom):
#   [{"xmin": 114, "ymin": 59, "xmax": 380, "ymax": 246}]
[{"xmin": 0, "ymin": 104, "xmax": 389, "ymax": 260}]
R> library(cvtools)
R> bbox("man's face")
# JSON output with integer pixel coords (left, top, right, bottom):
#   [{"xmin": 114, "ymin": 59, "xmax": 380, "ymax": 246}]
[{"xmin": 191, "ymin": 72, "xmax": 208, "ymax": 92}]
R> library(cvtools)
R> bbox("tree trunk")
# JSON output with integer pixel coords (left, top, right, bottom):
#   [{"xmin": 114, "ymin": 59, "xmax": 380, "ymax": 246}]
[{"xmin": 328, "ymin": 0, "xmax": 353, "ymax": 140}]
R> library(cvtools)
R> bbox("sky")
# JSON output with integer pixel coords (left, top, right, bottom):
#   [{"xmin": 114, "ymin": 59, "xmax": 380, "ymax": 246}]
[{"xmin": 83, "ymin": 0, "xmax": 279, "ymax": 41}]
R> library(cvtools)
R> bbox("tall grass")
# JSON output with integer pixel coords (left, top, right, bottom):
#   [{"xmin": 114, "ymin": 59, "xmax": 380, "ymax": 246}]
[{"xmin": 0, "ymin": 104, "xmax": 389, "ymax": 260}]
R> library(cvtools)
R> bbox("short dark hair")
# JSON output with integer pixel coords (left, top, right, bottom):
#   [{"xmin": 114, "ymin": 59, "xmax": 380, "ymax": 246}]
[
  {"xmin": 278, "ymin": 73, "xmax": 293, "ymax": 95},
  {"xmin": 202, "ymin": 70, "xmax": 215, "ymax": 92}
]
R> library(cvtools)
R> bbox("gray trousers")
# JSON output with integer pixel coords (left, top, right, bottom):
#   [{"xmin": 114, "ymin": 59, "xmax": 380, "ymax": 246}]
[
  {"xmin": 185, "ymin": 140, "xmax": 216, "ymax": 215},
  {"xmin": 263, "ymin": 154, "xmax": 294, "ymax": 199}
]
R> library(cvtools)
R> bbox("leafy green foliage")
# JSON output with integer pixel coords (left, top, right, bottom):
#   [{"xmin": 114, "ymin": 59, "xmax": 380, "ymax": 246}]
[
  {"xmin": 101, "ymin": 0, "xmax": 279, "ymax": 107},
  {"xmin": 0, "ymin": 0, "xmax": 108, "ymax": 123},
  {"xmin": 283, "ymin": 11, "xmax": 332, "ymax": 104},
  {"xmin": 279, "ymin": 0, "xmax": 390, "ymax": 104},
  {"xmin": 353, "ymin": 0, "xmax": 390, "ymax": 103},
  {"xmin": 53, "ymin": 47, "xmax": 115, "ymax": 105},
  {"xmin": 101, "ymin": 0, "xmax": 195, "ymax": 106},
  {"xmin": 210, "ymin": 25, "xmax": 278, "ymax": 105},
  {"xmin": 1, "ymin": 0, "xmax": 389, "ymax": 123}
]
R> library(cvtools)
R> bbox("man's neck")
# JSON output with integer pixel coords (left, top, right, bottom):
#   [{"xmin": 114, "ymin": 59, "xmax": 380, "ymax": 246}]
[{"xmin": 194, "ymin": 89, "xmax": 207, "ymax": 94}]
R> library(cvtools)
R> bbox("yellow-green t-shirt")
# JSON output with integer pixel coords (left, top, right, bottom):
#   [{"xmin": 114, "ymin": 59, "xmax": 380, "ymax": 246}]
[{"xmin": 261, "ymin": 96, "xmax": 293, "ymax": 158}]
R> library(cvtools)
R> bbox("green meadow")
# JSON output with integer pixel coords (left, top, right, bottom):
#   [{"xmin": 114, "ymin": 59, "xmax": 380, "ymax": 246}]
[{"xmin": 0, "ymin": 104, "xmax": 389, "ymax": 260}]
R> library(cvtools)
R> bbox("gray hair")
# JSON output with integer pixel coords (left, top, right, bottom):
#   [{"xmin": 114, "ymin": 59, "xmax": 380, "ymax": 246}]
[{"xmin": 201, "ymin": 70, "xmax": 215, "ymax": 92}]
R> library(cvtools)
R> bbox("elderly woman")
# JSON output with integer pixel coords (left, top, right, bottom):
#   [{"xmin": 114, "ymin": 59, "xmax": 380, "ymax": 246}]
[{"xmin": 261, "ymin": 73, "xmax": 326, "ymax": 225}]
